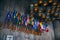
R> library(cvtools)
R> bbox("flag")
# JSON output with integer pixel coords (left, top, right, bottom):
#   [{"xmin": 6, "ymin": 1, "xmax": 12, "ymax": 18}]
[
  {"xmin": 6, "ymin": 11, "xmax": 11, "ymax": 22},
  {"xmin": 33, "ymin": 24, "xmax": 37, "ymax": 29},
  {"xmin": 13, "ymin": 10, "xmax": 17, "ymax": 19},
  {"xmin": 32, "ymin": 21, "xmax": 34, "ymax": 26},
  {"xmin": 25, "ymin": 21, "xmax": 27, "ymax": 26},
  {"xmin": 45, "ymin": 27, "xmax": 49, "ymax": 32},
  {"xmin": 40, "ymin": 22, "xmax": 43, "ymax": 29}
]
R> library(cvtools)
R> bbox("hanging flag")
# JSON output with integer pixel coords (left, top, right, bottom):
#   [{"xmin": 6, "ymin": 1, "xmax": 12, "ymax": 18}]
[
  {"xmin": 26, "ymin": 15, "xmax": 30, "ymax": 24},
  {"xmin": 21, "ymin": 15, "xmax": 25, "ymax": 24},
  {"xmin": 42, "ymin": 22, "xmax": 46, "ymax": 30},
  {"xmin": 13, "ymin": 10, "xmax": 17, "ymax": 19},
  {"xmin": 32, "ymin": 21, "xmax": 34, "ymax": 26},
  {"xmin": 36, "ymin": 21, "xmax": 39, "ymax": 26},
  {"xmin": 39, "ymin": 22, "xmax": 45, "ymax": 32},
  {"xmin": 25, "ymin": 21, "xmax": 28, "ymax": 27},
  {"xmin": 40, "ymin": 22, "xmax": 43, "ymax": 28},
  {"xmin": 12, "ymin": 10, "xmax": 18, "ymax": 24},
  {"xmin": 40, "ymin": 22, "xmax": 42, "ymax": 26},
  {"xmin": 34, "ymin": 20, "xmax": 37, "ymax": 25},
  {"xmin": 45, "ymin": 27, "xmax": 49, "ymax": 32},
  {"xmin": 27, "ymin": 18, "xmax": 30, "ymax": 24},
  {"xmin": 6, "ymin": 11, "xmax": 11, "ymax": 22},
  {"xmin": 12, "ymin": 10, "xmax": 17, "ymax": 24},
  {"xmin": 37, "ymin": 24, "xmax": 41, "ymax": 31},
  {"xmin": 22, "ymin": 20, "xmax": 24, "ymax": 24},
  {"xmin": 33, "ymin": 24, "xmax": 37, "ymax": 29},
  {"xmin": 41, "ymin": 24, "xmax": 44, "ymax": 30},
  {"xmin": 32, "ymin": 20, "xmax": 37, "ymax": 29},
  {"xmin": 30, "ymin": 17, "xmax": 34, "ymax": 25},
  {"xmin": 14, "ymin": 18, "xmax": 18, "ymax": 24},
  {"xmin": 29, "ymin": 19, "xmax": 32, "ymax": 24},
  {"xmin": 16, "ymin": 12, "xmax": 21, "ymax": 21}
]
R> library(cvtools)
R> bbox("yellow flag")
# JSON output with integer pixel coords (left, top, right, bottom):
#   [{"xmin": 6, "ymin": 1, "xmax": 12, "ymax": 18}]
[{"xmin": 40, "ymin": 22, "xmax": 42, "ymax": 27}]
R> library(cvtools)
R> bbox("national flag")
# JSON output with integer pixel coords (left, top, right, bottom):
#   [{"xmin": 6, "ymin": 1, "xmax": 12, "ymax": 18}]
[{"xmin": 6, "ymin": 11, "xmax": 11, "ymax": 22}]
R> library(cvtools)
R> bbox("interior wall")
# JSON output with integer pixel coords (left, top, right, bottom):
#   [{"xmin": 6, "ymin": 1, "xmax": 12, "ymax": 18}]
[{"xmin": 53, "ymin": 20, "xmax": 60, "ymax": 40}]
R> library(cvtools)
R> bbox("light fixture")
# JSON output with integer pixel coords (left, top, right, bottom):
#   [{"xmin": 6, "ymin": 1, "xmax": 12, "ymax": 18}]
[
  {"xmin": 38, "ymin": 13, "xmax": 42, "ymax": 16},
  {"xmin": 34, "ymin": 3, "xmax": 38, "ymax": 7},
  {"xmin": 39, "ymin": 10, "xmax": 42, "ymax": 13},
  {"xmin": 34, "ymin": 7, "xmax": 38, "ymax": 11},
  {"xmin": 43, "ymin": 2, "xmax": 47, "ymax": 6},
  {"xmin": 39, "ymin": 0, "xmax": 43, "ymax": 4},
  {"xmin": 55, "ymin": 13, "xmax": 58, "ymax": 16},
  {"xmin": 49, "ymin": 0, "xmax": 52, "ymax": 3},
  {"xmin": 53, "ymin": 1, "xmax": 57, "ymax": 5},
  {"xmin": 57, "ymin": 4, "xmax": 60, "ymax": 8}
]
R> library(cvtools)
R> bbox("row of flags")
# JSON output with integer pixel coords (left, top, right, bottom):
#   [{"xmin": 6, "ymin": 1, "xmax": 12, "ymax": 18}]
[{"xmin": 5, "ymin": 10, "xmax": 49, "ymax": 32}]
